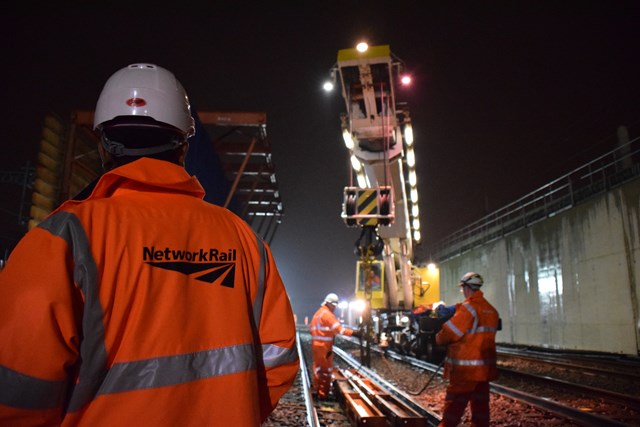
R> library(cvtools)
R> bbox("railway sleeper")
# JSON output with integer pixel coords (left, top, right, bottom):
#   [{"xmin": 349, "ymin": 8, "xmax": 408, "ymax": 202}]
[
  {"xmin": 333, "ymin": 373, "xmax": 387, "ymax": 426},
  {"xmin": 336, "ymin": 368, "xmax": 428, "ymax": 427}
]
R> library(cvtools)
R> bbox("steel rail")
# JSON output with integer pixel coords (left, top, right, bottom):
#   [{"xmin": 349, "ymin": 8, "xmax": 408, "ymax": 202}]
[
  {"xmin": 296, "ymin": 331, "xmax": 320, "ymax": 427},
  {"xmin": 378, "ymin": 345, "xmax": 635, "ymax": 427}
]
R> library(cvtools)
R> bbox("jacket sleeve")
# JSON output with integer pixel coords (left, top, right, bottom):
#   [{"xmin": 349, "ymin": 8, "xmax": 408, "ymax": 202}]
[
  {"xmin": 255, "ymin": 242, "xmax": 299, "ymax": 421},
  {"xmin": 436, "ymin": 303, "xmax": 473, "ymax": 346},
  {"xmin": 0, "ymin": 225, "xmax": 83, "ymax": 426}
]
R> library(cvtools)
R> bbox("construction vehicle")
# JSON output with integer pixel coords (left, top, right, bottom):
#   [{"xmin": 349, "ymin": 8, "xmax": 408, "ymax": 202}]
[{"xmin": 327, "ymin": 43, "xmax": 444, "ymax": 362}]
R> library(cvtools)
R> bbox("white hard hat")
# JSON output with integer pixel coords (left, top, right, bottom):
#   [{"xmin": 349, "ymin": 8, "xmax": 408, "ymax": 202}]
[
  {"xmin": 324, "ymin": 293, "xmax": 340, "ymax": 305},
  {"xmin": 459, "ymin": 272, "xmax": 484, "ymax": 289},
  {"xmin": 94, "ymin": 63, "xmax": 195, "ymax": 140}
]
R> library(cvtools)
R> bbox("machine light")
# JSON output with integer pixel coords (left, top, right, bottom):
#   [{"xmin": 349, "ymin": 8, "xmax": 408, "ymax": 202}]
[
  {"xmin": 404, "ymin": 126, "xmax": 414, "ymax": 146},
  {"xmin": 406, "ymin": 148, "xmax": 415, "ymax": 167},
  {"xmin": 356, "ymin": 173, "xmax": 368, "ymax": 188},
  {"xmin": 413, "ymin": 230, "xmax": 421, "ymax": 242},
  {"xmin": 427, "ymin": 263, "xmax": 437, "ymax": 271},
  {"xmin": 356, "ymin": 42, "xmax": 369, "ymax": 52},
  {"xmin": 413, "ymin": 218, "xmax": 420, "ymax": 230},
  {"xmin": 342, "ymin": 129, "xmax": 354, "ymax": 149},
  {"xmin": 350, "ymin": 155, "xmax": 362, "ymax": 171},
  {"xmin": 400, "ymin": 75, "xmax": 412, "ymax": 85},
  {"xmin": 412, "ymin": 204, "xmax": 419, "ymax": 217},
  {"xmin": 350, "ymin": 299, "xmax": 366, "ymax": 313},
  {"xmin": 323, "ymin": 81, "xmax": 334, "ymax": 91},
  {"xmin": 410, "ymin": 188, "xmax": 418, "ymax": 203},
  {"xmin": 409, "ymin": 170, "xmax": 417, "ymax": 186}
]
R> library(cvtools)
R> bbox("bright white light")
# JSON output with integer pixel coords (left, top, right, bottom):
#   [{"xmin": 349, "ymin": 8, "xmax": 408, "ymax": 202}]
[
  {"xmin": 356, "ymin": 173, "xmax": 368, "ymax": 188},
  {"xmin": 350, "ymin": 299, "xmax": 366, "ymax": 312},
  {"xmin": 410, "ymin": 188, "xmax": 418, "ymax": 203},
  {"xmin": 406, "ymin": 148, "xmax": 415, "ymax": 167},
  {"xmin": 404, "ymin": 126, "xmax": 414, "ymax": 146},
  {"xmin": 356, "ymin": 42, "xmax": 368, "ymax": 52},
  {"xmin": 338, "ymin": 301, "xmax": 348, "ymax": 309},
  {"xmin": 409, "ymin": 170, "xmax": 417, "ymax": 186},
  {"xmin": 413, "ymin": 218, "xmax": 420, "ymax": 230},
  {"xmin": 413, "ymin": 230, "xmax": 421, "ymax": 242},
  {"xmin": 401, "ymin": 75, "xmax": 412, "ymax": 85},
  {"xmin": 427, "ymin": 263, "xmax": 437, "ymax": 271},
  {"xmin": 323, "ymin": 81, "xmax": 334, "ymax": 91},
  {"xmin": 350, "ymin": 155, "xmax": 362, "ymax": 171},
  {"xmin": 412, "ymin": 204, "xmax": 419, "ymax": 217},
  {"xmin": 342, "ymin": 129, "xmax": 354, "ymax": 149}
]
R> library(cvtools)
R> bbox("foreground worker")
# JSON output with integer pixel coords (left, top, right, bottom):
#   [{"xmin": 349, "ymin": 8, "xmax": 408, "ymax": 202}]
[
  {"xmin": 435, "ymin": 272, "xmax": 500, "ymax": 427},
  {"xmin": 0, "ymin": 63, "xmax": 298, "ymax": 426},
  {"xmin": 310, "ymin": 293, "xmax": 360, "ymax": 399}
]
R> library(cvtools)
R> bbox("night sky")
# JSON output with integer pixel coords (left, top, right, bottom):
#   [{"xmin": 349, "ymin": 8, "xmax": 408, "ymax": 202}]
[{"xmin": 2, "ymin": 4, "xmax": 640, "ymax": 319}]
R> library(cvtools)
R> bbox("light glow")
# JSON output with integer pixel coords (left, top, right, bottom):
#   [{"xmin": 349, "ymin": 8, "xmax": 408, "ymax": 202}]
[
  {"xmin": 350, "ymin": 299, "xmax": 366, "ymax": 313},
  {"xmin": 413, "ymin": 218, "xmax": 420, "ymax": 230},
  {"xmin": 406, "ymin": 148, "xmax": 415, "ymax": 167},
  {"xmin": 323, "ymin": 81, "xmax": 334, "ymax": 91},
  {"xmin": 413, "ymin": 230, "xmax": 421, "ymax": 242},
  {"xmin": 350, "ymin": 155, "xmax": 362, "ymax": 171},
  {"xmin": 357, "ymin": 173, "xmax": 368, "ymax": 188},
  {"xmin": 410, "ymin": 188, "xmax": 418, "ymax": 203},
  {"xmin": 356, "ymin": 42, "xmax": 368, "ymax": 52},
  {"xmin": 409, "ymin": 170, "xmax": 417, "ymax": 186},
  {"xmin": 342, "ymin": 129, "xmax": 354, "ymax": 149},
  {"xmin": 412, "ymin": 204, "xmax": 419, "ymax": 217},
  {"xmin": 400, "ymin": 75, "xmax": 412, "ymax": 85},
  {"xmin": 404, "ymin": 126, "xmax": 414, "ymax": 146}
]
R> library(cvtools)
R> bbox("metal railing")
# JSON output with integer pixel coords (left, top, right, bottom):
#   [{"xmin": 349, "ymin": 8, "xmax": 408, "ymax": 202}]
[{"xmin": 434, "ymin": 136, "xmax": 640, "ymax": 261}]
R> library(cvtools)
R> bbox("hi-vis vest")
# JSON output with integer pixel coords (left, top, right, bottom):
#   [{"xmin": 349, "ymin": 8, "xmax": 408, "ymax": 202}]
[
  {"xmin": 436, "ymin": 290, "xmax": 500, "ymax": 382},
  {"xmin": 310, "ymin": 305, "xmax": 353, "ymax": 344},
  {"xmin": 0, "ymin": 158, "xmax": 299, "ymax": 426}
]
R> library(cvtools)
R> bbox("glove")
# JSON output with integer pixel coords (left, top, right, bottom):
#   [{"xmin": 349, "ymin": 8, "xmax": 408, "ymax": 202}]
[
  {"xmin": 436, "ymin": 304, "xmax": 456, "ymax": 319},
  {"xmin": 351, "ymin": 330, "xmax": 362, "ymax": 339}
]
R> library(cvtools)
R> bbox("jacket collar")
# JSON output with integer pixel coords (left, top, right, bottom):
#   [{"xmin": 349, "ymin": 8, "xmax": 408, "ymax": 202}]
[{"xmin": 58, "ymin": 158, "xmax": 205, "ymax": 211}]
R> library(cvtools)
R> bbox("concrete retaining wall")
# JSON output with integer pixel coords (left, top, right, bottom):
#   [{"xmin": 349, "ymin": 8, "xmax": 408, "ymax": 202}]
[{"xmin": 439, "ymin": 178, "xmax": 640, "ymax": 355}]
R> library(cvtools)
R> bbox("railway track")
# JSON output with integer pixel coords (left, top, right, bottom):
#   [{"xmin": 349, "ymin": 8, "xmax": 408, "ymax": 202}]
[
  {"xmin": 265, "ymin": 330, "xmax": 640, "ymax": 426},
  {"xmin": 337, "ymin": 336, "xmax": 640, "ymax": 426}
]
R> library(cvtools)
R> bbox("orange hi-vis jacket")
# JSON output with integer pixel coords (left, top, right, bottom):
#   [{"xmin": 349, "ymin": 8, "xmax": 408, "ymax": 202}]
[
  {"xmin": 0, "ymin": 158, "xmax": 299, "ymax": 426},
  {"xmin": 310, "ymin": 305, "xmax": 354, "ymax": 344},
  {"xmin": 309, "ymin": 304, "xmax": 353, "ymax": 396},
  {"xmin": 435, "ymin": 290, "xmax": 499, "ymax": 383}
]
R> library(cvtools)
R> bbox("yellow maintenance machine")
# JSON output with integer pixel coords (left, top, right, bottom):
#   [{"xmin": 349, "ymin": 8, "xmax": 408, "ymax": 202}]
[{"xmin": 329, "ymin": 43, "xmax": 444, "ymax": 363}]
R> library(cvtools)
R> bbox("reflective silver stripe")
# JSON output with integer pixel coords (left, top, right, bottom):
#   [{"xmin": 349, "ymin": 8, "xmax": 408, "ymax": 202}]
[
  {"xmin": 39, "ymin": 212, "xmax": 108, "ymax": 412},
  {"xmin": 0, "ymin": 364, "xmax": 67, "ymax": 409},
  {"xmin": 473, "ymin": 326, "xmax": 498, "ymax": 333},
  {"xmin": 262, "ymin": 343, "xmax": 298, "ymax": 368},
  {"xmin": 99, "ymin": 344, "xmax": 256, "ymax": 394},
  {"xmin": 446, "ymin": 357, "xmax": 495, "ymax": 366},
  {"xmin": 331, "ymin": 321, "xmax": 341, "ymax": 331},
  {"xmin": 444, "ymin": 319, "xmax": 464, "ymax": 337},
  {"xmin": 311, "ymin": 336, "xmax": 334, "ymax": 342},
  {"xmin": 462, "ymin": 302, "xmax": 478, "ymax": 332},
  {"xmin": 252, "ymin": 233, "xmax": 266, "ymax": 330},
  {"xmin": 311, "ymin": 325, "xmax": 332, "ymax": 331}
]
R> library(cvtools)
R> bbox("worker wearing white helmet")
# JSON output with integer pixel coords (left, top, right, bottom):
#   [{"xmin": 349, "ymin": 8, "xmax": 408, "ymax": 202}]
[
  {"xmin": 309, "ymin": 293, "xmax": 360, "ymax": 399},
  {"xmin": 436, "ymin": 272, "xmax": 500, "ymax": 427},
  {"xmin": 0, "ymin": 63, "xmax": 298, "ymax": 426}
]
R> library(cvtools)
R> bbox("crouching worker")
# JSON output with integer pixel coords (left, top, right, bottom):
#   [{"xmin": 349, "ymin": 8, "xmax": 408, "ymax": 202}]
[{"xmin": 310, "ymin": 293, "xmax": 360, "ymax": 399}]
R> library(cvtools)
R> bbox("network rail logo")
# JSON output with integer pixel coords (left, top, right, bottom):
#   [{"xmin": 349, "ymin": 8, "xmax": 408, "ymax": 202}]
[{"xmin": 143, "ymin": 246, "xmax": 237, "ymax": 288}]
